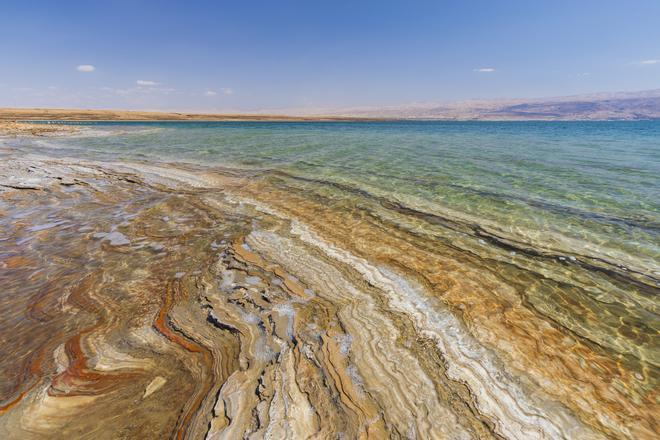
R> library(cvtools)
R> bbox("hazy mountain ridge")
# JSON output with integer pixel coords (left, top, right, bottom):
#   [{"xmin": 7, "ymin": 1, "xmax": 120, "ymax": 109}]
[
  {"xmin": 318, "ymin": 89, "xmax": 660, "ymax": 120},
  {"xmin": 4, "ymin": 90, "xmax": 660, "ymax": 121}
]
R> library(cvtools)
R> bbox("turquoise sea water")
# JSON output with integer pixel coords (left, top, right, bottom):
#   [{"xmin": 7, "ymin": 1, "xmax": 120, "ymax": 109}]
[{"xmin": 14, "ymin": 120, "xmax": 660, "ymax": 279}]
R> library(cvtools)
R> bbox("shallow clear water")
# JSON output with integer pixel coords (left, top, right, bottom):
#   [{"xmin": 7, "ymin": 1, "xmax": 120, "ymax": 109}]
[{"xmin": 14, "ymin": 120, "xmax": 660, "ymax": 277}]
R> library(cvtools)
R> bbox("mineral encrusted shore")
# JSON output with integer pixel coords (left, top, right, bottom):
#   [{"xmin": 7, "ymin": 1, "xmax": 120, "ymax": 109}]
[{"xmin": 0, "ymin": 138, "xmax": 657, "ymax": 439}]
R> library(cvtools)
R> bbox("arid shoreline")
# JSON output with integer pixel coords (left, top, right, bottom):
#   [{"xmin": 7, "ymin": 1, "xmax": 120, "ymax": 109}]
[
  {"xmin": 0, "ymin": 108, "xmax": 387, "ymax": 122},
  {"xmin": 0, "ymin": 108, "xmax": 387, "ymax": 137}
]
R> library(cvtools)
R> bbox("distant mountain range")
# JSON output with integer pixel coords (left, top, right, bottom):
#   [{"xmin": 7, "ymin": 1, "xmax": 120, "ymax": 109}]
[
  {"xmin": 4, "ymin": 90, "xmax": 660, "ymax": 122},
  {"xmin": 294, "ymin": 89, "xmax": 660, "ymax": 120}
]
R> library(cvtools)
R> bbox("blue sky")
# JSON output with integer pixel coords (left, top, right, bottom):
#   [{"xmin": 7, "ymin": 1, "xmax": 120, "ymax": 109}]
[{"xmin": 1, "ymin": 0, "xmax": 659, "ymax": 111}]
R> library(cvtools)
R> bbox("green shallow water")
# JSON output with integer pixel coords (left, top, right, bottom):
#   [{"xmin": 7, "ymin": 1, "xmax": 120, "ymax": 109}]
[{"xmin": 12, "ymin": 120, "xmax": 660, "ymax": 279}]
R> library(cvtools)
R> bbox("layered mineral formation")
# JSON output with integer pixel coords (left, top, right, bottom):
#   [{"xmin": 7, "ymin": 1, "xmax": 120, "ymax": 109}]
[{"xmin": 0, "ymin": 148, "xmax": 657, "ymax": 439}]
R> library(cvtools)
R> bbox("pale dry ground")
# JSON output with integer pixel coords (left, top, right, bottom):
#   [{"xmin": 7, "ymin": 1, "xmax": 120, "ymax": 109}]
[
  {"xmin": 0, "ymin": 108, "xmax": 382, "ymax": 122},
  {"xmin": 0, "ymin": 121, "xmax": 79, "ymax": 136}
]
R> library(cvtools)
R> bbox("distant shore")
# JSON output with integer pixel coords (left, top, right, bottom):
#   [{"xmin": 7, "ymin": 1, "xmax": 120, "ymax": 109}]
[
  {"xmin": 0, "ymin": 108, "xmax": 385, "ymax": 123},
  {"xmin": 2, "ymin": 98, "xmax": 660, "ymax": 124},
  {"xmin": 0, "ymin": 108, "xmax": 390, "ymax": 137}
]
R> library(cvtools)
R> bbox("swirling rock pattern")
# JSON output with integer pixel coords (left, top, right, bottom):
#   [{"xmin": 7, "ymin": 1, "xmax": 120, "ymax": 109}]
[{"xmin": 0, "ymin": 150, "xmax": 657, "ymax": 439}]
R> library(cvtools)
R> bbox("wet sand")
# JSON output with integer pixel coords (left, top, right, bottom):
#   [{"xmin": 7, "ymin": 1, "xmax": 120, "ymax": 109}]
[{"xmin": 0, "ymin": 137, "xmax": 657, "ymax": 439}]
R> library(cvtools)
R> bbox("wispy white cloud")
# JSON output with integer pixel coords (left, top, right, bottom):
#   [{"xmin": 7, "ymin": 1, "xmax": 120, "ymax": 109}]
[
  {"xmin": 136, "ymin": 79, "xmax": 159, "ymax": 86},
  {"xmin": 639, "ymin": 59, "xmax": 660, "ymax": 65},
  {"xmin": 77, "ymin": 64, "xmax": 95, "ymax": 72},
  {"xmin": 205, "ymin": 88, "xmax": 233, "ymax": 97},
  {"xmin": 473, "ymin": 67, "xmax": 495, "ymax": 72},
  {"xmin": 101, "ymin": 85, "xmax": 176, "ymax": 96}
]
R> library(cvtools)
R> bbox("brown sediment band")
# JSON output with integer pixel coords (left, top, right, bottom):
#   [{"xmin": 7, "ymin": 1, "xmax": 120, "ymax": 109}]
[{"xmin": 272, "ymin": 170, "xmax": 659, "ymax": 289}]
